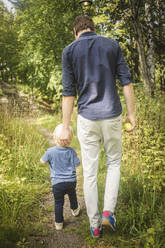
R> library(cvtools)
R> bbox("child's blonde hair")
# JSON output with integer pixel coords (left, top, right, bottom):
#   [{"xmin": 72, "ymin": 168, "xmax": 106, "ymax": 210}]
[{"xmin": 53, "ymin": 124, "xmax": 73, "ymax": 146}]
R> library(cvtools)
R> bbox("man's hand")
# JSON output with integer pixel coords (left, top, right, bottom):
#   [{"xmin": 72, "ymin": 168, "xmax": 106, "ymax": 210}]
[{"xmin": 125, "ymin": 115, "xmax": 136, "ymax": 132}]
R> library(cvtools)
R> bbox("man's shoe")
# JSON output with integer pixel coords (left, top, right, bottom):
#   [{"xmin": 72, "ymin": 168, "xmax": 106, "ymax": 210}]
[
  {"xmin": 101, "ymin": 211, "xmax": 116, "ymax": 231},
  {"xmin": 55, "ymin": 222, "xmax": 63, "ymax": 230},
  {"xmin": 71, "ymin": 203, "xmax": 81, "ymax": 217},
  {"xmin": 90, "ymin": 226, "xmax": 102, "ymax": 238}
]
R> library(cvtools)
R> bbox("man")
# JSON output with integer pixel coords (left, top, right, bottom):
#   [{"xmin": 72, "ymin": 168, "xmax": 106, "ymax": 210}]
[{"xmin": 59, "ymin": 15, "xmax": 135, "ymax": 238}]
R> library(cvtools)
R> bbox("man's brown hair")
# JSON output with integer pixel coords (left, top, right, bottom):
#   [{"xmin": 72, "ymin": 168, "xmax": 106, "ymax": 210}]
[{"xmin": 73, "ymin": 15, "xmax": 95, "ymax": 35}]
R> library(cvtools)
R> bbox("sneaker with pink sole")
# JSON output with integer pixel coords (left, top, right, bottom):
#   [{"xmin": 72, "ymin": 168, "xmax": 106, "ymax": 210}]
[{"xmin": 101, "ymin": 211, "xmax": 116, "ymax": 231}]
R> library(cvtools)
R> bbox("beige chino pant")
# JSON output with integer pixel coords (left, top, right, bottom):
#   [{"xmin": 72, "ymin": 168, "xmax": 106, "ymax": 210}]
[{"xmin": 77, "ymin": 114, "xmax": 122, "ymax": 228}]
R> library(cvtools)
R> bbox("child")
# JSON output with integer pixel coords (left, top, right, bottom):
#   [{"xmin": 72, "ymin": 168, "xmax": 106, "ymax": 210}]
[{"xmin": 40, "ymin": 124, "xmax": 80, "ymax": 230}]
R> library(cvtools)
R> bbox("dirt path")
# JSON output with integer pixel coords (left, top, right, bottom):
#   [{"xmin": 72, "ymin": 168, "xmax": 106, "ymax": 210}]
[{"xmin": 30, "ymin": 126, "xmax": 88, "ymax": 248}]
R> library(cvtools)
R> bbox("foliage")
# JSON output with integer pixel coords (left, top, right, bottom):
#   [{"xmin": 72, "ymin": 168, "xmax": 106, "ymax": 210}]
[{"xmin": 10, "ymin": 0, "xmax": 81, "ymax": 99}]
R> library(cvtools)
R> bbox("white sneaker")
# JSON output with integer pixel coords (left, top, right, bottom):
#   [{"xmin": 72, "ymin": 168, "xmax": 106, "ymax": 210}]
[
  {"xmin": 71, "ymin": 203, "xmax": 81, "ymax": 217},
  {"xmin": 55, "ymin": 222, "xmax": 63, "ymax": 230}
]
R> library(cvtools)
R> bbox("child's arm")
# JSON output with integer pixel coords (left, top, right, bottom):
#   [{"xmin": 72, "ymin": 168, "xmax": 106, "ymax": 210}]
[
  {"xmin": 40, "ymin": 159, "xmax": 47, "ymax": 164},
  {"xmin": 72, "ymin": 149, "xmax": 80, "ymax": 167},
  {"xmin": 75, "ymin": 157, "xmax": 80, "ymax": 167},
  {"xmin": 40, "ymin": 150, "xmax": 49, "ymax": 164}
]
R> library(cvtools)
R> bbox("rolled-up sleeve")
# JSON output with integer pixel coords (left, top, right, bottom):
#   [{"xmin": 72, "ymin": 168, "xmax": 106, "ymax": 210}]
[
  {"xmin": 62, "ymin": 47, "xmax": 76, "ymax": 96},
  {"xmin": 116, "ymin": 44, "xmax": 132, "ymax": 86}
]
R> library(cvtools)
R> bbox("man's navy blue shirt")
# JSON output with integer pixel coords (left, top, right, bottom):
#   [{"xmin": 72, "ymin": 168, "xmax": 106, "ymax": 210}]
[{"xmin": 62, "ymin": 31, "xmax": 131, "ymax": 120}]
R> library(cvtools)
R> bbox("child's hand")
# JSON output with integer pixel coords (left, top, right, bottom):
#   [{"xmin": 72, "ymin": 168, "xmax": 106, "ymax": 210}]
[{"xmin": 40, "ymin": 159, "xmax": 47, "ymax": 164}]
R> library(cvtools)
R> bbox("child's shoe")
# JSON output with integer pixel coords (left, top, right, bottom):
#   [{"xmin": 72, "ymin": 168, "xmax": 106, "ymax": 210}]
[
  {"xmin": 90, "ymin": 226, "xmax": 102, "ymax": 238},
  {"xmin": 71, "ymin": 203, "xmax": 81, "ymax": 217},
  {"xmin": 55, "ymin": 222, "xmax": 63, "ymax": 230},
  {"xmin": 101, "ymin": 211, "xmax": 116, "ymax": 231}
]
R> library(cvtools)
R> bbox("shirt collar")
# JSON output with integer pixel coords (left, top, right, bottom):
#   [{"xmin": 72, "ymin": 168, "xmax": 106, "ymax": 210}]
[
  {"xmin": 55, "ymin": 146, "xmax": 68, "ymax": 150},
  {"xmin": 79, "ymin": 31, "xmax": 97, "ymax": 38}
]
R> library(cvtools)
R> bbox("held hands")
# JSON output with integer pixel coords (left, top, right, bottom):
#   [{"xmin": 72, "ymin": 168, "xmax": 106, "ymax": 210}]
[{"xmin": 58, "ymin": 125, "xmax": 72, "ymax": 146}]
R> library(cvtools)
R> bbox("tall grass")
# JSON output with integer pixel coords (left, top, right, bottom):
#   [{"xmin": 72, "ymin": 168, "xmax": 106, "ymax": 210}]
[{"xmin": 0, "ymin": 111, "xmax": 50, "ymax": 248}]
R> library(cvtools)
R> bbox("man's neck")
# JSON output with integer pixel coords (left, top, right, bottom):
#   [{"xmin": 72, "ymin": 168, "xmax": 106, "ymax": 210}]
[{"xmin": 75, "ymin": 28, "xmax": 92, "ymax": 40}]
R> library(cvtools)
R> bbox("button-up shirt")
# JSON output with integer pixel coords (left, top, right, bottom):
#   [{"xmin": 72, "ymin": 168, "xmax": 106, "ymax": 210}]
[{"xmin": 62, "ymin": 31, "xmax": 131, "ymax": 120}]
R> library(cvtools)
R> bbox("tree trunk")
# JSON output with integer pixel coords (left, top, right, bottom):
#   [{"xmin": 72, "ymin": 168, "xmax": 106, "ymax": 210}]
[
  {"xmin": 129, "ymin": 0, "xmax": 156, "ymax": 96},
  {"xmin": 134, "ymin": 21, "xmax": 151, "ymax": 92},
  {"xmin": 145, "ymin": 1, "xmax": 155, "ymax": 96},
  {"xmin": 156, "ymin": 0, "xmax": 165, "ymax": 92}
]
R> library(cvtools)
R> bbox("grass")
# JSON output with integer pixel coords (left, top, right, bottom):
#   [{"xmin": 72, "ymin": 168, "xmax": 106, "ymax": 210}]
[{"xmin": 0, "ymin": 111, "xmax": 50, "ymax": 248}]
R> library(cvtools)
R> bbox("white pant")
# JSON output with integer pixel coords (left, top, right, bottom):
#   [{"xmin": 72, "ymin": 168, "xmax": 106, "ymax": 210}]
[{"xmin": 77, "ymin": 114, "xmax": 122, "ymax": 228}]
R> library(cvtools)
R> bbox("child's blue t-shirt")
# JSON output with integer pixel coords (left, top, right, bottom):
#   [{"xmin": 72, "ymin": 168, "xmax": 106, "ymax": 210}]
[{"xmin": 41, "ymin": 146, "xmax": 80, "ymax": 186}]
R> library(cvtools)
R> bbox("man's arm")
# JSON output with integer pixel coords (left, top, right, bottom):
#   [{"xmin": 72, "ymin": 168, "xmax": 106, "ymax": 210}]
[
  {"xmin": 59, "ymin": 96, "xmax": 75, "ymax": 146},
  {"xmin": 59, "ymin": 45, "xmax": 76, "ymax": 145},
  {"xmin": 123, "ymin": 83, "xmax": 136, "ymax": 132}
]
